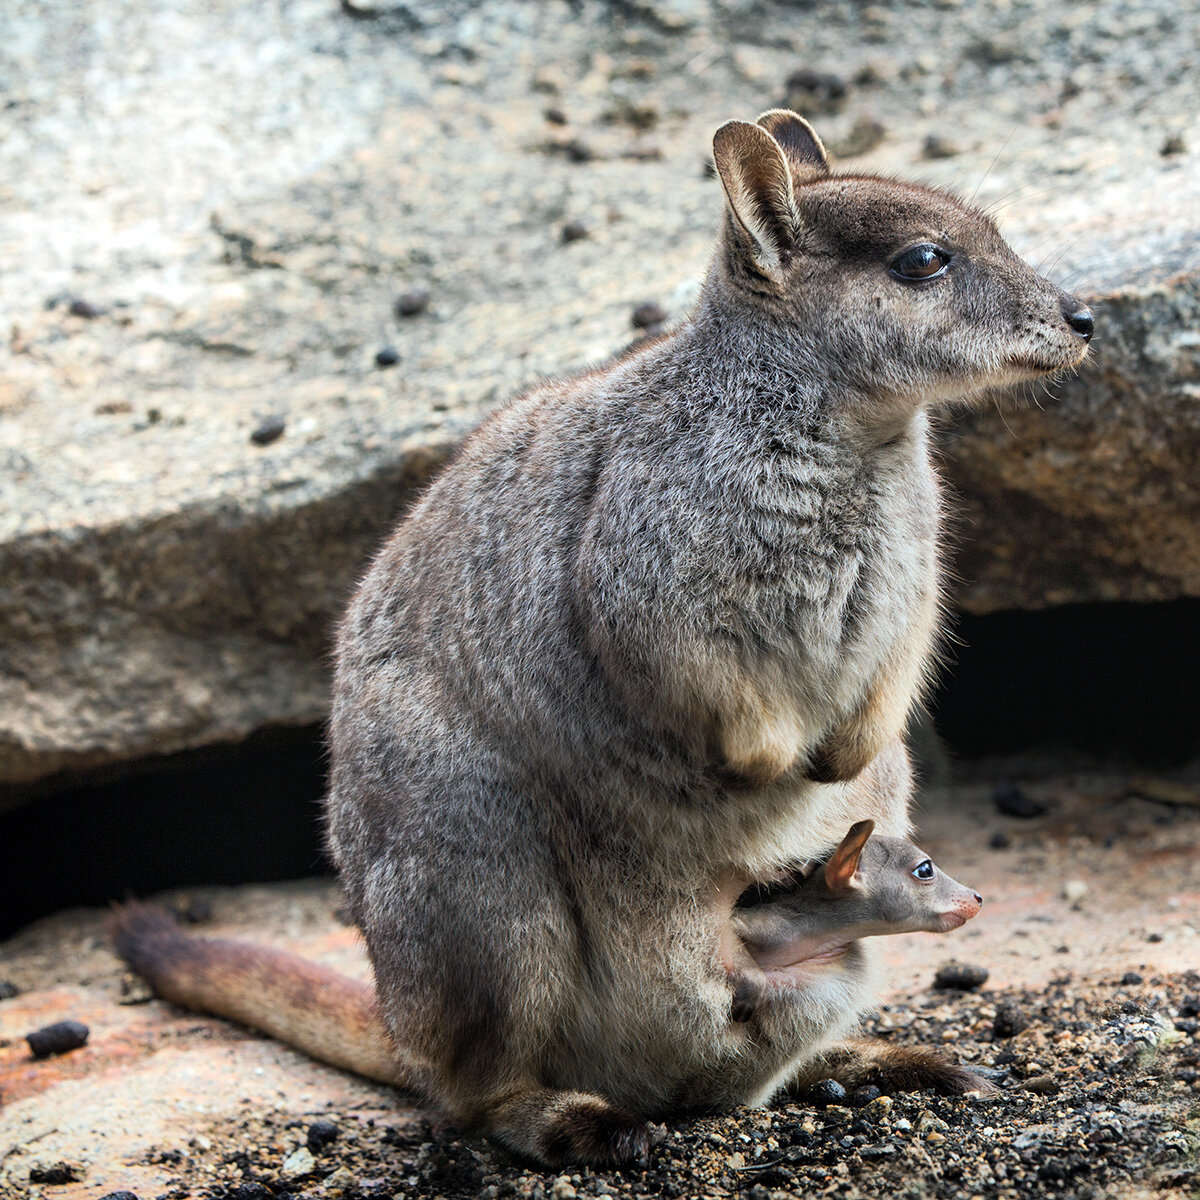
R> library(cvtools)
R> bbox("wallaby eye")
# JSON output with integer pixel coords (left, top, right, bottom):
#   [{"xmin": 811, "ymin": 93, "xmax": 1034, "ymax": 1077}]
[
  {"xmin": 912, "ymin": 859, "xmax": 936, "ymax": 880},
  {"xmin": 890, "ymin": 244, "xmax": 952, "ymax": 281}
]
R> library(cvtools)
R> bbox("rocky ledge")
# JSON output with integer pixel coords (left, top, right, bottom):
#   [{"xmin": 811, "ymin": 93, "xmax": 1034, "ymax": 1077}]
[{"xmin": 1, "ymin": 0, "xmax": 1197, "ymax": 790}]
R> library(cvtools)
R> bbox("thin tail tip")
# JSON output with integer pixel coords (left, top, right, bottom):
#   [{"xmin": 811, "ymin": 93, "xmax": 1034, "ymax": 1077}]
[{"xmin": 108, "ymin": 899, "xmax": 188, "ymax": 976}]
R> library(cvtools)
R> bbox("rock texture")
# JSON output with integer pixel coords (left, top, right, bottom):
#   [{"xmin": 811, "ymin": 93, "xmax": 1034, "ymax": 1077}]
[{"xmin": 1, "ymin": 0, "xmax": 1197, "ymax": 790}]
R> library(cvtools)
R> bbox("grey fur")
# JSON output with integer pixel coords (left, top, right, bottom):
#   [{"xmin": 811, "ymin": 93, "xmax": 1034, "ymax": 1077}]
[{"xmin": 325, "ymin": 110, "xmax": 1090, "ymax": 1164}]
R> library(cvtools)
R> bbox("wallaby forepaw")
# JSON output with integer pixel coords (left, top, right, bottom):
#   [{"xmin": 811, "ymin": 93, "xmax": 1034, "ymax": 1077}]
[{"xmin": 543, "ymin": 1100, "xmax": 650, "ymax": 1167}]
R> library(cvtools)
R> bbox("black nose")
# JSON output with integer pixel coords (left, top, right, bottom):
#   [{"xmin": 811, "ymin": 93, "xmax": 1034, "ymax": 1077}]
[
  {"xmin": 1064, "ymin": 304, "xmax": 1094, "ymax": 342},
  {"xmin": 973, "ymin": 892, "xmax": 983, "ymax": 905}
]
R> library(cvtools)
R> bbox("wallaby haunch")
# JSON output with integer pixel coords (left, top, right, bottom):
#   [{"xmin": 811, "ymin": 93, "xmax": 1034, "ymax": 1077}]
[
  {"xmin": 115, "ymin": 109, "xmax": 1093, "ymax": 1166},
  {"xmin": 727, "ymin": 819, "xmax": 983, "ymax": 1023}
]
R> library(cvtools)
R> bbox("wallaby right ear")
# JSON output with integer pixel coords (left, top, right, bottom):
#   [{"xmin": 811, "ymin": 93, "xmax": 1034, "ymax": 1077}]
[
  {"xmin": 712, "ymin": 120, "xmax": 799, "ymax": 274},
  {"xmin": 824, "ymin": 820, "xmax": 875, "ymax": 894},
  {"xmin": 755, "ymin": 109, "xmax": 830, "ymax": 183}
]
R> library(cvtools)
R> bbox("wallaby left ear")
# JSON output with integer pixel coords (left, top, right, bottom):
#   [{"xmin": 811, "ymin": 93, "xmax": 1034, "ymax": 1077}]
[
  {"xmin": 824, "ymin": 819, "xmax": 875, "ymax": 893},
  {"xmin": 712, "ymin": 119, "xmax": 800, "ymax": 274},
  {"xmin": 755, "ymin": 109, "xmax": 830, "ymax": 183}
]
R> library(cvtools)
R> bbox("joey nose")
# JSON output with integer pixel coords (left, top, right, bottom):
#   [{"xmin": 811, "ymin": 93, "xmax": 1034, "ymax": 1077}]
[
  {"xmin": 1064, "ymin": 304, "xmax": 1094, "ymax": 342},
  {"xmin": 973, "ymin": 892, "xmax": 983, "ymax": 905}
]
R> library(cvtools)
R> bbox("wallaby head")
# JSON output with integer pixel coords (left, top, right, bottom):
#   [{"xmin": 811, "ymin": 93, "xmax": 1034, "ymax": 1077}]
[
  {"xmin": 710, "ymin": 110, "xmax": 1093, "ymax": 424},
  {"xmin": 734, "ymin": 819, "xmax": 983, "ymax": 974}
]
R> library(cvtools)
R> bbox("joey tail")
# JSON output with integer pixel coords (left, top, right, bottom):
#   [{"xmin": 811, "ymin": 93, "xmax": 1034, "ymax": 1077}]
[{"xmin": 110, "ymin": 902, "xmax": 427, "ymax": 1091}]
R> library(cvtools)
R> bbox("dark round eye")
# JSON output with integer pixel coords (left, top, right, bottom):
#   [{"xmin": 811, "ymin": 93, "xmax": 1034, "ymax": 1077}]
[
  {"xmin": 912, "ymin": 859, "xmax": 936, "ymax": 880},
  {"xmin": 890, "ymin": 244, "xmax": 952, "ymax": 281}
]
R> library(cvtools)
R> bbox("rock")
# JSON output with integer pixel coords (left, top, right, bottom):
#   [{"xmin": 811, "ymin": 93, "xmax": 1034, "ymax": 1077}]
[
  {"xmin": 828, "ymin": 117, "xmax": 886, "ymax": 159},
  {"xmin": 934, "ymin": 962, "xmax": 990, "ymax": 991},
  {"xmin": 321, "ymin": 1166, "xmax": 359, "ymax": 1195},
  {"xmin": 1024, "ymin": 1074, "xmax": 1060, "ymax": 1094},
  {"xmin": 0, "ymin": 981, "xmax": 18, "ymax": 1000},
  {"xmin": 99, "ymin": 1193, "xmax": 140, "ymax": 1200},
  {"xmin": 29, "ymin": 1162, "xmax": 85, "ymax": 1184},
  {"xmin": 631, "ymin": 301, "xmax": 667, "ymax": 330},
  {"xmin": 374, "ymin": 345, "xmax": 400, "ymax": 367},
  {"xmin": 1063, "ymin": 879, "xmax": 1089, "ymax": 906},
  {"xmin": 395, "ymin": 286, "xmax": 431, "ymax": 318},
  {"xmin": 249, "ymin": 414, "xmax": 287, "ymax": 446},
  {"xmin": 1, "ymin": 0, "xmax": 1199, "ymax": 796},
  {"xmin": 922, "ymin": 133, "xmax": 961, "ymax": 159},
  {"xmin": 560, "ymin": 219, "xmax": 589, "ymax": 244}
]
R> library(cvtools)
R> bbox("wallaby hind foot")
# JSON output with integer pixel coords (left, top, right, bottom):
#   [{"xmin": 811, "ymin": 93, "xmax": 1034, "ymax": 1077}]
[
  {"xmin": 484, "ymin": 1086, "xmax": 651, "ymax": 1168},
  {"xmin": 790, "ymin": 1038, "xmax": 995, "ymax": 1097}
]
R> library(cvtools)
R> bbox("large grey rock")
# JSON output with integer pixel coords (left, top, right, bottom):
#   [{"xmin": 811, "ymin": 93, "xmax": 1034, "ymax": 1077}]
[{"xmin": 1, "ymin": 0, "xmax": 1197, "ymax": 792}]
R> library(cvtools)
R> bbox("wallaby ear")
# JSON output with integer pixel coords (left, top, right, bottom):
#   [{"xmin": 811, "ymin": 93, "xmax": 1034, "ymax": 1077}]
[
  {"xmin": 712, "ymin": 119, "xmax": 799, "ymax": 273},
  {"xmin": 755, "ymin": 109, "xmax": 830, "ymax": 183},
  {"xmin": 824, "ymin": 819, "xmax": 875, "ymax": 894}
]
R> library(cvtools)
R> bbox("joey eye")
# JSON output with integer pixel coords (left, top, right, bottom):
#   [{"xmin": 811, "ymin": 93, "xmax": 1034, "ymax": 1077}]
[
  {"xmin": 890, "ymin": 244, "xmax": 952, "ymax": 281},
  {"xmin": 912, "ymin": 859, "xmax": 936, "ymax": 881}
]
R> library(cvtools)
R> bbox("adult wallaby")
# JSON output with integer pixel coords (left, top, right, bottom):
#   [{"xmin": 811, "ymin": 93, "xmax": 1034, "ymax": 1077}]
[
  {"xmin": 727, "ymin": 819, "xmax": 983, "ymax": 1023},
  {"xmin": 115, "ymin": 109, "xmax": 1092, "ymax": 1167}
]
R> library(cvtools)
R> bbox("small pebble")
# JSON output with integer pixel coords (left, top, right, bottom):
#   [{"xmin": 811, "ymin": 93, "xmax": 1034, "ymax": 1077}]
[
  {"xmin": 322, "ymin": 1166, "xmax": 358, "ymax": 1196},
  {"xmin": 250, "ymin": 414, "xmax": 286, "ymax": 446},
  {"xmin": 988, "ymin": 830, "xmax": 1011, "ymax": 849},
  {"xmin": 230, "ymin": 1186, "xmax": 271, "ymax": 1200},
  {"xmin": 551, "ymin": 1176, "xmax": 577, "ymax": 1200},
  {"xmin": 544, "ymin": 106, "xmax": 568, "ymax": 125},
  {"xmin": 1160, "ymin": 133, "xmax": 1186, "ymax": 156},
  {"xmin": 67, "ymin": 298, "xmax": 105, "ymax": 319},
  {"xmin": 395, "ymin": 286, "xmax": 431, "ymax": 318},
  {"xmin": 375, "ymin": 345, "xmax": 400, "ymax": 367},
  {"xmin": 563, "ymin": 137, "xmax": 594, "ymax": 163},
  {"xmin": 1121, "ymin": 971, "xmax": 1144, "ymax": 986},
  {"xmin": 560, "ymin": 219, "xmax": 589, "ymax": 244},
  {"xmin": 631, "ymin": 301, "xmax": 667, "ymax": 330},
  {"xmin": 0, "ymin": 980, "xmax": 19, "ymax": 1000},
  {"xmin": 99, "ymin": 1192, "xmax": 140, "ymax": 1200},
  {"xmin": 307, "ymin": 1118, "xmax": 340, "ymax": 1152},
  {"xmin": 934, "ymin": 962, "xmax": 989, "ymax": 991},
  {"xmin": 1146, "ymin": 931, "xmax": 1163, "ymax": 943},
  {"xmin": 993, "ymin": 1002, "xmax": 1029, "ymax": 1039},
  {"xmin": 1025, "ymin": 1074, "xmax": 1060, "ymax": 1094},
  {"xmin": 281, "ymin": 1146, "xmax": 316, "ymax": 1179},
  {"xmin": 992, "ymin": 783, "xmax": 1047, "ymax": 819},
  {"xmin": 1063, "ymin": 879, "xmax": 1088, "ymax": 905},
  {"xmin": 27, "ymin": 1020, "xmax": 89, "ymax": 1058},
  {"xmin": 781, "ymin": 68, "xmax": 848, "ymax": 115},
  {"xmin": 807, "ymin": 1078, "xmax": 847, "ymax": 1106}
]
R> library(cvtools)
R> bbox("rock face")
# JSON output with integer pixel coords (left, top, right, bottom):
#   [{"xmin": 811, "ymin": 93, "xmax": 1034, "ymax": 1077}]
[{"xmin": 1, "ymin": 0, "xmax": 1197, "ymax": 791}]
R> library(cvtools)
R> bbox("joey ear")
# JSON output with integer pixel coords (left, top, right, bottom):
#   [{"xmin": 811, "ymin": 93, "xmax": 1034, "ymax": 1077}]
[
  {"xmin": 712, "ymin": 119, "xmax": 799, "ymax": 273},
  {"xmin": 755, "ymin": 109, "xmax": 830, "ymax": 183},
  {"xmin": 824, "ymin": 819, "xmax": 875, "ymax": 893}
]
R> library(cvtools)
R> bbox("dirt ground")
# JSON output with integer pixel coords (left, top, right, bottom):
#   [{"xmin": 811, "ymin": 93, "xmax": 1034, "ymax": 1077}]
[{"xmin": 2, "ymin": 767, "xmax": 1198, "ymax": 1199}]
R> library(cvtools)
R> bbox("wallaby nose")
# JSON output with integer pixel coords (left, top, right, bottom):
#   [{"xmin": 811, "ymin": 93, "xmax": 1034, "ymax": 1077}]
[
  {"xmin": 973, "ymin": 892, "xmax": 983, "ymax": 905},
  {"xmin": 1064, "ymin": 304, "xmax": 1094, "ymax": 342}
]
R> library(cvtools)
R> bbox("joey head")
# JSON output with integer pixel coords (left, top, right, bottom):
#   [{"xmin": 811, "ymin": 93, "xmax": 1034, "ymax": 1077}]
[
  {"xmin": 116, "ymin": 110, "xmax": 1090, "ymax": 1167},
  {"xmin": 728, "ymin": 820, "xmax": 983, "ymax": 1023}
]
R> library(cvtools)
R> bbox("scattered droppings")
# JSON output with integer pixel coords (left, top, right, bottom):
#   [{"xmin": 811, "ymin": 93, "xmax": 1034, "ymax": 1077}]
[
  {"xmin": 631, "ymin": 301, "xmax": 667, "ymax": 330},
  {"xmin": 781, "ymin": 68, "xmax": 849, "ymax": 115},
  {"xmin": 307, "ymin": 1118, "xmax": 340, "ymax": 1152},
  {"xmin": 375, "ymin": 345, "xmax": 400, "ymax": 367},
  {"xmin": 26, "ymin": 1019, "xmax": 89, "ymax": 1058},
  {"xmin": 992, "ymin": 1001, "xmax": 1029, "ymax": 1038},
  {"xmin": 249, "ymin": 414, "xmax": 286, "ymax": 446},
  {"xmin": 850, "ymin": 1084, "xmax": 881, "ymax": 1107},
  {"xmin": 560, "ymin": 219, "xmax": 589, "ymax": 244},
  {"xmin": 829, "ymin": 116, "xmax": 886, "ymax": 158},
  {"xmin": 933, "ymin": 962, "xmax": 989, "ymax": 991},
  {"xmin": 922, "ymin": 132, "xmax": 962, "ymax": 158},
  {"xmin": 395, "ymin": 286, "xmax": 432, "ymax": 317},
  {"xmin": 29, "ymin": 1162, "xmax": 85, "ymax": 1184},
  {"xmin": 992, "ymin": 783, "xmax": 1047, "ymax": 819},
  {"xmin": 67, "ymin": 298, "xmax": 105, "ymax": 319}
]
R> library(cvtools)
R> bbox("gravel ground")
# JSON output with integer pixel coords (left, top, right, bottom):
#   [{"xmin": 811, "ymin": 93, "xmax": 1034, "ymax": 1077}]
[{"xmin": 107, "ymin": 973, "xmax": 1200, "ymax": 1200}]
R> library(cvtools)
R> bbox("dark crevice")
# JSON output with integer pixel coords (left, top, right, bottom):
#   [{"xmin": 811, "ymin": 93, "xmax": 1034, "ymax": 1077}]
[{"xmin": 2, "ymin": 599, "xmax": 1197, "ymax": 941}]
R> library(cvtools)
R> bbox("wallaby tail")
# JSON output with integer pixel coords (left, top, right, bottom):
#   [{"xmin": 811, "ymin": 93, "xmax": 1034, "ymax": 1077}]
[{"xmin": 110, "ymin": 902, "xmax": 426, "ymax": 1091}]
